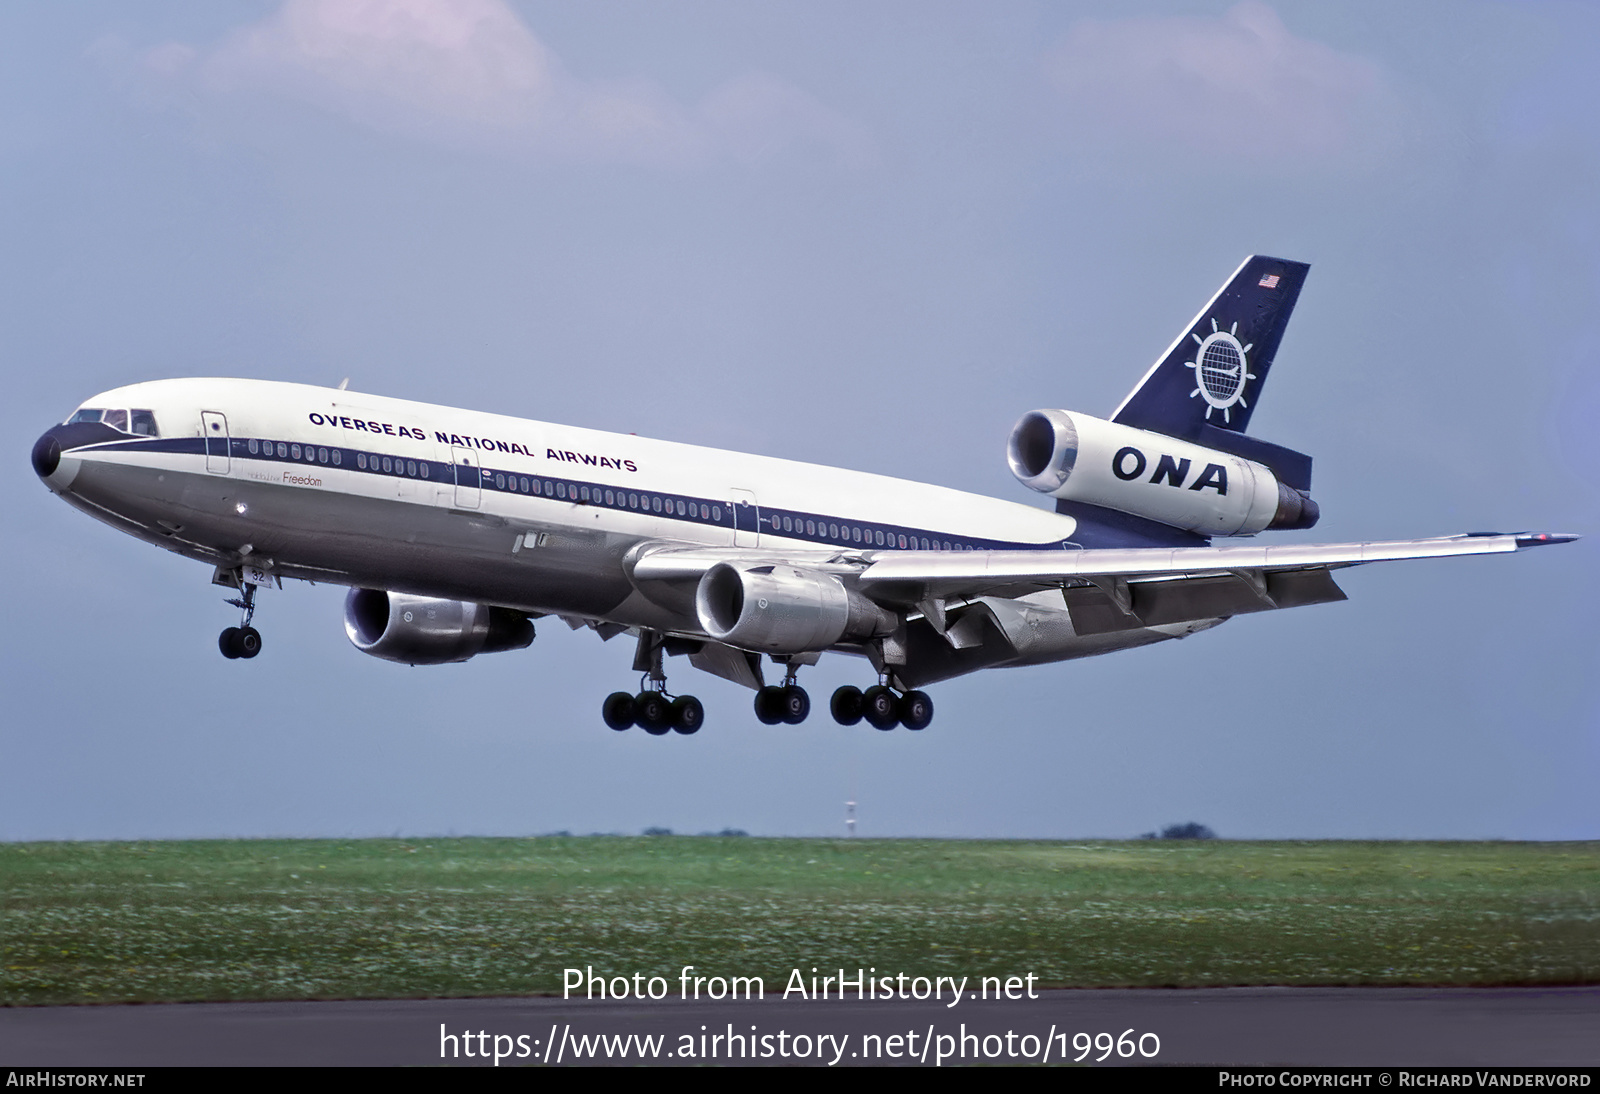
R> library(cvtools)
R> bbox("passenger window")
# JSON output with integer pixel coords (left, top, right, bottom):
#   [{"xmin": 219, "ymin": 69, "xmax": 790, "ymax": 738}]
[
  {"xmin": 418, "ymin": 461, "xmax": 426, "ymax": 477},
  {"xmin": 332, "ymin": 450, "xmax": 342, "ymax": 466},
  {"xmin": 676, "ymin": 500, "xmax": 686, "ymax": 516},
  {"xmin": 291, "ymin": 444, "xmax": 301, "ymax": 460},
  {"xmin": 522, "ymin": 478, "xmax": 531, "ymax": 493},
  {"xmin": 557, "ymin": 482, "xmax": 566, "ymax": 499},
  {"xmin": 248, "ymin": 439, "xmax": 259, "ymax": 455},
  {"xmin": 382, "ymin": 456, "xmax": 392, "ymax": 473},
  {"xmin": 131, "ymin": 410, "xmax": 158, "ymax": 436},
  {"xmin": 319, "ymin": 448, "xmax": 329, "ymax": 464},
  {"xmin": 277, "ymin": 443, "xmax": 287, "ymax": 458},
  {"xmin": 495, "ymin": 473, "xmax": 505, "ymax": 489},
  {"xmin": 357, "ymin": 453, "xmax": 367, "ymax": 469},
  {"xmin": 405, "ymin": 461, "xmax": 415, "ymax": 477},
  {"xmin": 712, "ymin": 506, "xmax": 721, "ymax": 521}
]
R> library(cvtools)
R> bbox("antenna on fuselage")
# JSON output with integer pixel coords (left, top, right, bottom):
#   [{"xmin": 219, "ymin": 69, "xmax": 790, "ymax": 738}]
[{"xmin": 337, "ymin": 378, "xmax": 350, "ymax": 391}]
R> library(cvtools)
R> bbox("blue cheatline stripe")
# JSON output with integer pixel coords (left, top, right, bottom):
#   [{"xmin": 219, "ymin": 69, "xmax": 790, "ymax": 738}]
[{"xmin": 70, "ymin": 434, "xmax": 1073, "ymax": 553}]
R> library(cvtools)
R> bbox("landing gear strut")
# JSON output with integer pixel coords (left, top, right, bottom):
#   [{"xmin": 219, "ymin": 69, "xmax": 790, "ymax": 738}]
[
  {"xmin": 603, "ymin": 631, "xmax": 704, "ymax": 735},
  {"xmin": 219, "ymin": 581, "xmax": 262, "ymax": 660}
]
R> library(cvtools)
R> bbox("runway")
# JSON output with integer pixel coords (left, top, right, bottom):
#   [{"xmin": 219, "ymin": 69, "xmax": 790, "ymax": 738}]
[{"xmin": 3, "ymin": 986, "xmax": 1597, "ymax": 1066}]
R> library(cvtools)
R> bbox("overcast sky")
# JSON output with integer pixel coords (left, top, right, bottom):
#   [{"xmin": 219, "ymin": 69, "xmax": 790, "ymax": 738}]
[{"xmin": 3, "ymin": 0, "xmax": 1595, "ymax": 841}]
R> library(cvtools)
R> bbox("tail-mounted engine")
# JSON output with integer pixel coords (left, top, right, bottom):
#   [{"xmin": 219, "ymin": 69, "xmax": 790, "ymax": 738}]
[
  {"xmin": 1007, "ymin": 409, "xmax": 1317, "ymax": 535},
  {"xmin": 695, "ymin": 563, "xmax": 896, "ymax": 654},
  {"xmin": 344, "ymin": 589, "xmax": 535, "ymax": 665}
]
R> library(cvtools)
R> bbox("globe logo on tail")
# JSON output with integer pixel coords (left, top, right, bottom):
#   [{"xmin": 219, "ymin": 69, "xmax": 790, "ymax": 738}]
[{"xmin": 1186, "ymin": 318, "xmax": 1257, "ymax": 424}]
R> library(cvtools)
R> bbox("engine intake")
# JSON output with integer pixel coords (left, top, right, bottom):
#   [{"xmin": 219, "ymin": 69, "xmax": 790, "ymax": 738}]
[
  {"xmin": 1007, "ymin": 409, "xmax": 1317, "ymax": 535},
  {"xmin": 344, "ymin": 589, "xmax": 534, "ymax": 665},
  {"xmin": 695, "ymin": 563, "xmax": 895, "ymax": 654}
]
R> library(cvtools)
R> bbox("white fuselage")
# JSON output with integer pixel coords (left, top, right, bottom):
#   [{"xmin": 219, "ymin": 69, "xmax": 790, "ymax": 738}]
[{"xmin": 45, "ymin": 378, "xmax": 1088, "ymax": 633}]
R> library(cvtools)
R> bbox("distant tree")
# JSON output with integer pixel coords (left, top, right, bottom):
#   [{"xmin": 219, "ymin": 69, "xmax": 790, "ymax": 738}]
[
  {"xmin": 716, "ymin": 828, "xmax": 749, "ymax": 837},
  {"xmin": 642, "ymin": 826, "xmax": 673, "ymax": 836},
  {"xmin": 1158, "ymin": 822, "xmax": 1217, "ymax": 840}
]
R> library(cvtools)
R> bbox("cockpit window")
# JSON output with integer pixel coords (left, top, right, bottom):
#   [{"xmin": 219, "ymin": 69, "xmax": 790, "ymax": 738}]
[{"xmin": 63, "ymin": 407, "xmax": 160, "ymax": 436}]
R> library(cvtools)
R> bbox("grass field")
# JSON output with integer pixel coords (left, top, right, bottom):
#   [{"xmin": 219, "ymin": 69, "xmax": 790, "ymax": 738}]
[{"xmin": 2, "ymin": 838, "xmax": 1597, "ymax": 1006}]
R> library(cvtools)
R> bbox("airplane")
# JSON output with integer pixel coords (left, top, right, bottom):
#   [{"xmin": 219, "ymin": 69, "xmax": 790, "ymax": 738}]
[{"xmin": 30, "ymin": 255, "xmax": 1574, "ymax": 735}]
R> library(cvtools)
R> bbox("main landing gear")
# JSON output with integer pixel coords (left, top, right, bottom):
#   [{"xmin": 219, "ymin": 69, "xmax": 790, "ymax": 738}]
[
  {"xmin": 603, "ymin": 630, "xmax": 703, "ymax": 735},
  {"xmin": 829, "ymin": 680, "xmax": 933, "ymax": 731},
  {"xmin": 756, "ymin": 665, "xmax": 935, "ymax": 731},
  {"xmin": 602, "ymin": 683, "xmax": 704, "ymax": 736},
  {"xmin": 754, "ymin": 664, "xmax": 811, "ymax": 725},
  {"xmin": 219, "ymin": 581, "xmax": 262, "ymax": 660}
]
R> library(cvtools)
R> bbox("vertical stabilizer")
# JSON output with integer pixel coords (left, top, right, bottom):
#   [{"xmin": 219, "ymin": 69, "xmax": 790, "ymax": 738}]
[{"xmin": 1111, "ymin": 256, "xmax": 1309, "ymax": 439}]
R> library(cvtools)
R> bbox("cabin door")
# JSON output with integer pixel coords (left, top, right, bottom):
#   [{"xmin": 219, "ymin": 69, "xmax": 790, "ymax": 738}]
[
  {"xmin": 201, "ymin": 412, "xmax": 229, "ymax": 474},
  {"xmin": 730, "ymin": 488, "xmax": 759, "ymax": 547},
  {"xmin": 451, "ymin": 447, "xmax": 482, "ymax": 509}
]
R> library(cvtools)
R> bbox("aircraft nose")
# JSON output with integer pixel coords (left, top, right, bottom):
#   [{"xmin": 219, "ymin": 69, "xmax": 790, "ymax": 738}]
[
  {"xmin": 32, "ymin": 430, "xmax": 61, "ymax": 479},
  {"xmin": 32, "ymin": 425, "xmax": 85, "ymax": 491}
]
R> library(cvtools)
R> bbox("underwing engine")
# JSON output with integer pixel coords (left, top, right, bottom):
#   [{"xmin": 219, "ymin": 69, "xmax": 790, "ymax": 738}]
[
  {"xmin": 343, "ymin": 589, "xmax": 535, "ymax": 665},
  {"xmin": 695, "ymin": 563, "xmax": 896, "ymax": 654}
]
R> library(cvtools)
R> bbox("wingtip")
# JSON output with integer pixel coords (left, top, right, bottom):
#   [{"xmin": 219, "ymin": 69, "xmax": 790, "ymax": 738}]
[{"xmin": 1514, "ymin": 532, "xmax": 1580, "ymax": 548}]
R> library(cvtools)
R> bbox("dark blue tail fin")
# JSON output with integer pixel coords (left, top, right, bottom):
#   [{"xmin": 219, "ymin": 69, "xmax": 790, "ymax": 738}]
[{"xmin": 1112, "ymin": 255, "xmax": 1309, "ymax": 441}]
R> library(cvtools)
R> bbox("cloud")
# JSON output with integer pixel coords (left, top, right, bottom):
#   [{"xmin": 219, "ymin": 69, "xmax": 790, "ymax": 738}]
[
  {"xmin": 1045, "ymin": 1, "xmax": 1402, "ymax": 173},
  {"xmin": 139, "ymin": 0, "xmax": 870, "ymax": 168}
]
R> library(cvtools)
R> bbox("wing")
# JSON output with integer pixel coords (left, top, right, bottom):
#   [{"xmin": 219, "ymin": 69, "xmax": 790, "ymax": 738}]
[
  {"xmin": 853, "ymin": 531, "xmax": 1576, "ymax": 636},
  {"xmin": 629, "ymin": 532, "xmax": 1576, "ymax": 639}
]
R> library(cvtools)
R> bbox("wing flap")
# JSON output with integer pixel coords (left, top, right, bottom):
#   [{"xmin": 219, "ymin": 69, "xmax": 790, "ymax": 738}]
[
  {"xmin": 857, "ymin": 533, "xmax": 1540, "ymax": 602},
  {"xmin": 1064, "ymin": 568, "xmax": 1348, "ymax": 635}
]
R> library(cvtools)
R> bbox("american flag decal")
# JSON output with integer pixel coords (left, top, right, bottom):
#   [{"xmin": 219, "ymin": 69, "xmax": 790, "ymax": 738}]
[{"xmin": 1259, "ymin": 273, "xmax": 1280, "ymax": 289}]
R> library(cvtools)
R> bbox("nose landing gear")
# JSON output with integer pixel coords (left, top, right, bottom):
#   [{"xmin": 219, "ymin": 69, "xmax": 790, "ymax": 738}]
[{"xmin": 219, "ymin": 581, "xmax": 263, "ymax": 660}]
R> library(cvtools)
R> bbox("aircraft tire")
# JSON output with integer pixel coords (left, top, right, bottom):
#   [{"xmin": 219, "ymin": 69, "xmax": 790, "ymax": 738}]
[
  {"xmin": 830, "ymin": 685, "xmax": 864, "ymax": 726},
  {"xmin": 237, "ymin": 627, "xmax": 262, "ymax": 659},
  {"xmin": 862, "ymin": 686, "xmax": 898, "ymax": 730},
  {"xmin": 670, "ymin": 696, "xmax": 704, "ymax": 735},
  {"xmin": 781, "ymin": 685, "xmax": 810, "ymax": 725},
  {"xmin": 636, "ymin": 691, "xmax": 672, "ymax": 735},
  {"xmin": 602, "ymin": 692, "xmax": 636, "ymax": 730},
  {"xmin": 898, "ymin": 690, "xmax": 933, "ymax": 730},
  {"xmin": 754, "ymin": 686, "xmax": 787, "ymax": 725},
  {"xmin": 218, "ymin": 627, "xmax": 241, "ymax": 659}
]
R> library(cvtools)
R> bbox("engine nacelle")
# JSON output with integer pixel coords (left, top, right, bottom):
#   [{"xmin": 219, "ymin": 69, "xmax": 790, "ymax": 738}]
[
  {"xmin": 344, "ymin": 589, "xmax": 535, "ymax": 665},
  {"xmin": 695, "ymin": 563, "xmax": 896, "ymax": 654},
  {"xmin": 1007, "ymin": 409, "xmax": 1317, "ymax": 535}
]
